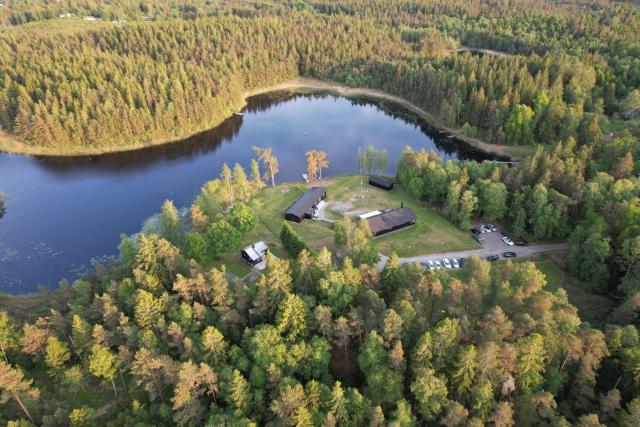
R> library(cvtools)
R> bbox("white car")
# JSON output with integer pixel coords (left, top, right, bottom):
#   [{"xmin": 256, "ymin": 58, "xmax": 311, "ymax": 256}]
[
  {"xmin": 452, "ymin": 258, "xmax": 460, "ymax": 269},
  {"xmin": 427, "ymin": 260, "xmax": 436, "ymax": 270},
  {"xmin": 502, "ymin": 236, "xmax": 514, "ymax": 246},
  {"xmin": 435, "ymin": 260, "xmax": 443, "ymax": 269},
  {"xmin": 443, "ymin": 258, "xmax": 452, "ymax": 269}
]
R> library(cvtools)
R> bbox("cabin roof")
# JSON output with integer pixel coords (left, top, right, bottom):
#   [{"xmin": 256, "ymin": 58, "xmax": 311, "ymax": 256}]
[
  {"xmin": 366, "ymin": 207, "xmax": 416, "ymax": 235},
  {"xmin": 284, "ymin": 187, "xmax": 326, "ymax": 219},
  {"xmin": 242, "ymin": 240, "xmax": 268, "ymax": 262},
  {"xmin": 368, "ymin": 176, "xmax": 393, "ymax": 187}
]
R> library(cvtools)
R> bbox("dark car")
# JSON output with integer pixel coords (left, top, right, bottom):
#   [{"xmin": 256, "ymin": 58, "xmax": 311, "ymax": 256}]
[
  {"xmin": 470, "ymin": 228, "xmax": 481, "ymax": 235},
  {"xmin": 503, "ymin": 251, "xmax": 517, "ymax": 258},
  {"xmin": 514, "ymin": 240, "xmax": 529, "ymax": 246},
  {"xmin": 458, "ymin": 258, "xmax": 466, "ymax": 267},
  {"xmin": 486, "ymin": 254, "xmax": 499, "ymax": 261}
]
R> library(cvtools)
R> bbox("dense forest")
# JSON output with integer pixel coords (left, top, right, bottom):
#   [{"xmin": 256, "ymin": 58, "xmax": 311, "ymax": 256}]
[
  {"xmin": 396, "ymin": 130, "xmax": 639, "ymax": 313},
  {"xmin": 0, "ymin": 0, "xmax": 638, "ymax": 150},
  {"xmin": 0, "ymin": 149, "xmax": 639, "ymax": 425},
  {"xmin": 1, "ymin": 0, "xmax": 640, "ymax": 426}
]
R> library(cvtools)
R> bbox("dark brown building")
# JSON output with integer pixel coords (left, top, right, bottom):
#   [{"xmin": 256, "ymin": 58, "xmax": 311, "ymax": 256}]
[
  {"xmin": 365, "ymin": 207, "xmax": 416, "ymax": 236},
  {"xmin": 284, "ymin": 187, "xmax": 327, "ymax": 223},
  {"xmin": 368, "ymin": 176, "xmax": 394, "ymax": 191}
]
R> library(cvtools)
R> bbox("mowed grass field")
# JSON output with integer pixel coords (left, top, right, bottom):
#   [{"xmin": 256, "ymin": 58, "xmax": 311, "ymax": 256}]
[
  {"xmin": 228, "ymin": 175, "xmax": 477, "ymax": 268},
  {"xmin": 217, "ymin": 175, "xmax": 477, "ymax": 276},
  {"xmin": 323, "ymin": 175, "xmax": 479, "ymax": 256}
]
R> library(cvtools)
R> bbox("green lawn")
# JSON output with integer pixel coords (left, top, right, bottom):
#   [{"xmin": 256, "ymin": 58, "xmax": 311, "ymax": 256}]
[
  {"xmin": 217, "ymin": 175, "xmax": 477, "ymax": 276},
  {"xmin": 601, "ymin": 115, "xmax": 640, "ymax": 137},
  {"xmin": 213, "ymin": 254, "xmax": 253, "ymax": 279},
  {"xmin": 323, "ymin": 175, "xmax": 479, "ymax": 256}
]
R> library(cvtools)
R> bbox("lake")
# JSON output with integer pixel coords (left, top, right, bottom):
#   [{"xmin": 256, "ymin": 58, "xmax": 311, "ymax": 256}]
[{"xmin": 0, "ymin": 91, "xmax": 500, "ymax": 294}]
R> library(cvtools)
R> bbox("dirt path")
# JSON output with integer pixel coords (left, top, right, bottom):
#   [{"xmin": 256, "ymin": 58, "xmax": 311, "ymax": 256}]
[
  {"xmin": 0, "ymin": 77, "xmax": 514, "ymax": 159},
  {"xmin": 455, "ymin": 47, "xmax": 511, "ymax": 57}
]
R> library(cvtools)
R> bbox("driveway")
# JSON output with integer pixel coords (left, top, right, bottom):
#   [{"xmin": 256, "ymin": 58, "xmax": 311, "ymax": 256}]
[
  {"xmin": 397, "ymin": 242, "xmax": 568, "ymax": 266},
  {"xmin": 374, "ymin": 228, "xmax": 568, "ymax": 269}
]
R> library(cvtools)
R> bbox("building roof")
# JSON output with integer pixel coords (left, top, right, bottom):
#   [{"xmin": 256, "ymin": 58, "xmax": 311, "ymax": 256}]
[
  {"xmin": 242, "ymin": 241, "xmax": 269, "ymax": 262},
  {"xmin": 368, "ymin": 176, "xmax": 394, "ymax": 188},
  {"xmin": 284, "ymin": 187, "xmax": 326, "ymax": 219},
  {"xmin": 366, "ymin": 207, "xmax": 416, "ymax": 235}
]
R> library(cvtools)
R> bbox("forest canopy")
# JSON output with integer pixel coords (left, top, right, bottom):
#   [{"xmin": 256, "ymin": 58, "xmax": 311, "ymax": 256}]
[
  {"xmin": 0, "ymin": 0, "xmax": 638, "ymax": 151},
  {"xmin": 0, "ymin": 1, "xmax": 639, "ymax": 426}
]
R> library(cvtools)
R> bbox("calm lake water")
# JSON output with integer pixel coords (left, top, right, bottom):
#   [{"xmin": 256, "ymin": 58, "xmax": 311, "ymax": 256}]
[{"xmin": 0, "ymin": 92, "xmax": 500, "ymax": 294}]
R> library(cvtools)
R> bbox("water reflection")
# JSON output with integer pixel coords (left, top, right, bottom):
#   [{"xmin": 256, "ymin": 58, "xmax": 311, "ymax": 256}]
[{"xmin": 0, "ymin": 91, "xmax": 502, "ymax": 294}]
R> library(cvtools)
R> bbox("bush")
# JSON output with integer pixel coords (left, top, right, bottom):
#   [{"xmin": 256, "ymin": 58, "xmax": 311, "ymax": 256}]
[
  {"xmin": 229, "ymin": 203, "xmax": 257, "ymax": 234},
  {"xmin": 280, "ymin": 222, "xmax": 310, "ymax": 257},
  {"xmin": 183, "ymin": 232, "xmax": 208, "ymax": 263},
  {"xmin": 205, "ymin": 220, "xmax": 241, "ymax": 259}
]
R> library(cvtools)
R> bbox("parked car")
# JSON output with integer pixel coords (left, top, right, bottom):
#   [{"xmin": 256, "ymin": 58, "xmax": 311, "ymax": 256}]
[
  {"xmin": 458, "ymin": 258, "xmax": 466, "ymax": 267},
  {"xmin": 486, "ymin": 224, "xmax": 497, "ymax": 232},
  {"xmin": 479, "ymin": 225, "xmax": 490, "ymax": 233},
  {"xmin": 427, "ymin": 260, "xmax": 436, "ymax": 270},
  {"xmin": 476, "ymin": 235, "xmax": 485, "ymax": 244},
  {"xmin": 486, "ymin": 254, "xmax": 499, "ymax": 261},
  {"xmin": 470, "ymin": 227, "xmax": 481, "ymax": 235},
  {"xmin": 443, "ymin": 258, "xmax": 452, "ymax": 269},
  {"xmin": 435, "ymin": 260, "xmax": 442, "ymax": 269},
  {"xmin": 503, "ymin": 251, "xmax": 517, "ymax": 258},
  {"xmin": 452, "ymin": 258, "xmax": 460, "ymax": 269},
  {"xmin": 502, "ymin": 236, "xmax": 514, "ymax": 246},
  {"xmin": 514, "ymin": 240, "xmax": 529, "ymax": 246}
]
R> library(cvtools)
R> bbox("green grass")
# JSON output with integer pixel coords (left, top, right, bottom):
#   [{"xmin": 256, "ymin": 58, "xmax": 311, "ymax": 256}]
[
  {"xmin": 213, "ymin": 254, "xmax": 253, "ymax": 279},
  {"xmin": 504, "ymin": 144, "xmax": 543, "ymax": 159},
  {"xmin": 601, "ymin": 115, "xmax": 640, "ymax": 137},
  {"xmin": 497, "ymin": 255, "xmax": 615, "ymax": 325},
  {"xmin": 442, "ymin": 254, "xmax": 615, "ymax": 324},
  {"xmin": 215, "ymin": 175, "xmax": 477, "ymax": 276},
  {"xmin": 323, "ymin": 175, "xmax": 479, "ymax": 256},
  {"xmin": 0, "ymin": 292, "xmax": 49, "ymax": 322}
]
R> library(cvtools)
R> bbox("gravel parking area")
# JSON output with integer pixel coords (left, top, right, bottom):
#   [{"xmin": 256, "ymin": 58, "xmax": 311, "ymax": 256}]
[{"xmin": 375, "ymin": 225, "xmax": 568, "ymax": 269}]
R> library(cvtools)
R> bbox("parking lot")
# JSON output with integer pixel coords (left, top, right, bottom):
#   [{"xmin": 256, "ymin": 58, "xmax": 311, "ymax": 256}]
[
  {"xmin": 472, "ymin": 225, "xmax": 512, "ymax": 255},
  {"xmin": 392, "ymin": 224, "xmax": 568, "ymax": 270}
]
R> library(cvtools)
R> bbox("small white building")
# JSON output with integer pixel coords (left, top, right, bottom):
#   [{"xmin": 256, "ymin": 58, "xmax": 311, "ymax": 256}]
[
  {"xmin": 359, "ymin": 210, "xmax": 382, "ymax": 219},
  {"xmin": 241, "ymin": 241, "xmax": 269, "ymax": 266}
]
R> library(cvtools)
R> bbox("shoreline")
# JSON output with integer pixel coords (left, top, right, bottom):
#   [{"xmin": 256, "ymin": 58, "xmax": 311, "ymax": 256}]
[{"xmin": 0, "ymin": 77, "xmax": 517, "ymax": 160}]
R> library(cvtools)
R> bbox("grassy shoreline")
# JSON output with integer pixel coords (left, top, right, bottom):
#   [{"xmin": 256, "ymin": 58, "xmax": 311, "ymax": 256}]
[{"xmin": 0, "ymin": 78, "xmax": 519, "ymax": 160}]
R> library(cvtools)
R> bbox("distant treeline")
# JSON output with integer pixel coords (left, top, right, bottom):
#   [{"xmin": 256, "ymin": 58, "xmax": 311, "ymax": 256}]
[{"xmin": 0, "ymin": 0, "xmax": 638, "ymax": 150}]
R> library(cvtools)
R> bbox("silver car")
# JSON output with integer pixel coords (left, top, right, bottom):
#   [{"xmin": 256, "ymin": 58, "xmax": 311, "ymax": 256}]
[
  {"xmin": 443, "ymin": 259, "xmax": 452, "ymax": 269},
  {"xmin": 452, "ymin": 258, "xmax": 460, "ymax": 268}
]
